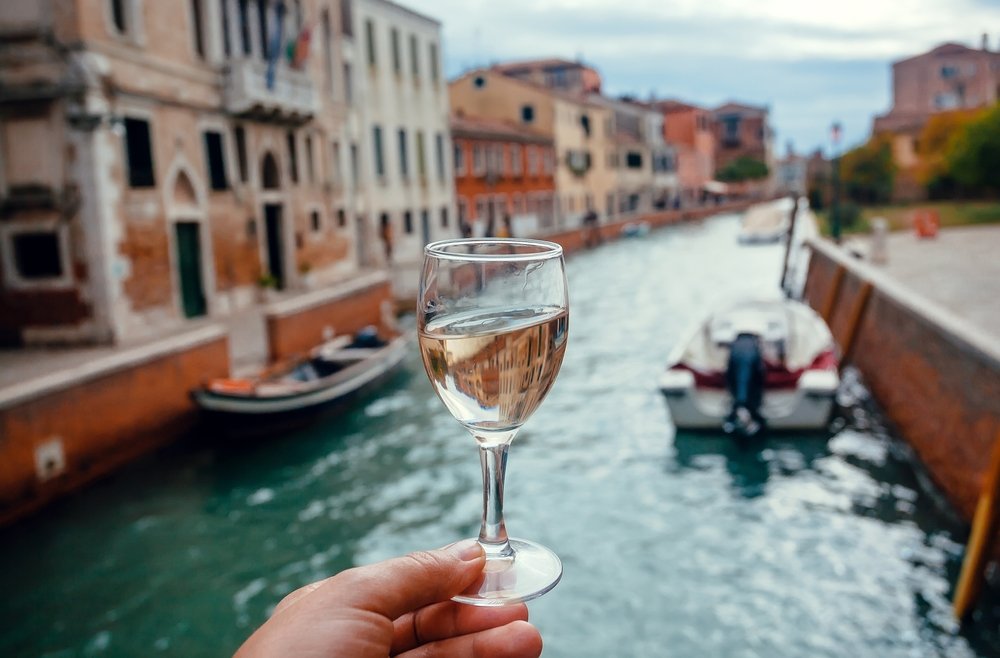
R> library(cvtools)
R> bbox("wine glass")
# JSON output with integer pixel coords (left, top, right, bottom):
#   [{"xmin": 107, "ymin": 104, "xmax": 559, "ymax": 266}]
[{"xmin": 417, "ymin": 238, "xmax": 569, "ymax": 606}]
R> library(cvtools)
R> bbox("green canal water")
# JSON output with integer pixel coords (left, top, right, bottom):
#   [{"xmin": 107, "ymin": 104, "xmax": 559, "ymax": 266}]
[{"xmin": 3, "ymin": 213, "xmax": 1000, "ymax": 657}]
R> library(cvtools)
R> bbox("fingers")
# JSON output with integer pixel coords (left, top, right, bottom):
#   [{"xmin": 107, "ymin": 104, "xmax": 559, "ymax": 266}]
[
  {"xmin": 328, "ymin": 540, "xmax": 486, "ymax": 620},
  {"xmin": 394, "ymin": 620, "xmax": 542, "ymax": 658},
  {"xmin": 391, "ymin": 602, "xmax": 529, "ymax": 654}
]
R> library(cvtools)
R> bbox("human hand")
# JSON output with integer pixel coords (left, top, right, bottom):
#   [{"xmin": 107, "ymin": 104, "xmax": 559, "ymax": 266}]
[{"xmin": 235, "ymin": 540, "xmax": 543, "ymax": 658}]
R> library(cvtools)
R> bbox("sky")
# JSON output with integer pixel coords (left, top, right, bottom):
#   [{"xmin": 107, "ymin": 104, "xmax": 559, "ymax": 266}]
[{"xmin": 407, "ymin": 0, "xmax": 1000, "ymax": 156}]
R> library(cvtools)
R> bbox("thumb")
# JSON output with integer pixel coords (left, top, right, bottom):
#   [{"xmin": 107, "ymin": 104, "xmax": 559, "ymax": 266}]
[{"xmin": 332, "ymin": 540, "xmax": 485, "ymax": 620}]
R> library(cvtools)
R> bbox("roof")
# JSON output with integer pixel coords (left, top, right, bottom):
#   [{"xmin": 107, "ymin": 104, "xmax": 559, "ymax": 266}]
[
  {"xmin": 492, "ymin": 57, "xmax": 592, "ymax": 73},
  {"xmin": 451, "ymin": 68, "xmax": 603, "ymax": 108},
  {"xmin": 655, "ymin": 100, "xmax": 707, "ymax": 114},
  {"xmin": 362, "ymin": 0, "xmax": 441, "ymax": 26},
  {"xmin": 450, "ymin": 115, "xmax": 553, "ymax": 144},
  {"xmin": 894, "ymin": 41, "xmax": 1000, "ymax": 66},
  {"xmin": 713, "ymin": 101, "xmax": 768, "ymax": 117}
]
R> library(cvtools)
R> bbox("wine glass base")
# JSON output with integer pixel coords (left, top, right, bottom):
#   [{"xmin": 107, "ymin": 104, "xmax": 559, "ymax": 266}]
[{"xmin": 452, "ymin": 538, "xmax": 562, "ymax": 606}]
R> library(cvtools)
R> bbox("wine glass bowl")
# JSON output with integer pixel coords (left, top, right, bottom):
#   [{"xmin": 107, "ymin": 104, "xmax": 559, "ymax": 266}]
[{"xmin": 418, "ymin": 238, "xmax": 568, "ymax": 605}]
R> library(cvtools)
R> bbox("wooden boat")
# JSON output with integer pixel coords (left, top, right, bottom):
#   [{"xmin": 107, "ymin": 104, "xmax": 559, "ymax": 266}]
[
  {"xmin": 659, "ymin": 298, "xmax": 839, "ymax": 436},
  {"xmin": 192, "ymin": 329, "xmax": 407, "ymax": 422}
]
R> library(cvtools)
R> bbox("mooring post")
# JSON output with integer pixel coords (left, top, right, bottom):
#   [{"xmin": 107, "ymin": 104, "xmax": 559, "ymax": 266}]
[{"xmin": 954, "ymin": 431, "xmax": 1000, "ymax": 621}]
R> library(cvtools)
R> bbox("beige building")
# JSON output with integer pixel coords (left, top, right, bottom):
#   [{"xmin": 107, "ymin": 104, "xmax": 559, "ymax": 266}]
[
  {"xmin": 0, "ymin": 0, "xmax": 369, "ymax": 346},
  {"xmin": 449, "ymin": 67, "xmax": 608, "ymax": 229}
]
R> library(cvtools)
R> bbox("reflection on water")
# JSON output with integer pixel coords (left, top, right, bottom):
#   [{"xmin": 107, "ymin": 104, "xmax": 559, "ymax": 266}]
[{"xmin": 1, "ymin": 214, "xmax": 999, "ymax": 657}]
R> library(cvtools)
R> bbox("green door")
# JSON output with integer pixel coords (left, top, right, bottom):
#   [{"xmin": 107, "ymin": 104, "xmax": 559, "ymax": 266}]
[{"xmin": 175, "ymin": 222, "xmax": 207, "ymax": 318}]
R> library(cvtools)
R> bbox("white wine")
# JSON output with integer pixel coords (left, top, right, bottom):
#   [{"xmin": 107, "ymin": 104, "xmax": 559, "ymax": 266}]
[{"xmin": 419, "ymin": 305, "xmax": 568, "ymax": 435}]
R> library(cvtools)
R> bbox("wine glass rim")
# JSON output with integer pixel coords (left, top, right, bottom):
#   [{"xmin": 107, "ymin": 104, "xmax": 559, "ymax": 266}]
[{"xmin": 424, "ymin": 238, "xmax": 563, "ymax": 262}]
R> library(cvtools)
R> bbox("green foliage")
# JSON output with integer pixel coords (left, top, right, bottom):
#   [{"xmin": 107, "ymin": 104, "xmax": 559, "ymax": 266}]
[
  {"xmin": 838, "ymin": 202, "xmax": 861, "ymax": 229},
  {"xmin": 808, "ymin": 187, "xmax": 825, "ymax": 211},
  {"xmin": 840, "ymin": 133, "xmax": 896, "ymax": 204},
  {"xmin": 945, "ymin": 104, "xmax": 1000, "ymax": 195},
  {"xmin": 716, "ymin": 157, "xmax": 769, "ymax": 182}
]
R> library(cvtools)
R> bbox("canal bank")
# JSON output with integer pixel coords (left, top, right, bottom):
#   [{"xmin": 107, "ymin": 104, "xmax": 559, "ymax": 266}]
[{"xmin": 0, "ymin": 271, "xmax": 394, "ymax": 526}]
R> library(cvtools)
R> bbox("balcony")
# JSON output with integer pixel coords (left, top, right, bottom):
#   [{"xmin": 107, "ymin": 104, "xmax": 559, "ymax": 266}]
[{"xmin": 223, "ymin": 59, "xmax": 318, "ymax": 124}]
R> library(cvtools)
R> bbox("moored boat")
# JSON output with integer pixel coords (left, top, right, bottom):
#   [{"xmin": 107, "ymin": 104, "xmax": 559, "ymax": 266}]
[
  {"xmin": 659, "ymin": 298, "xmax": 839, "ymax": 436},
  {"xmin": 192, "ymin": 328, "xmax": 407, "ymax": 427}
]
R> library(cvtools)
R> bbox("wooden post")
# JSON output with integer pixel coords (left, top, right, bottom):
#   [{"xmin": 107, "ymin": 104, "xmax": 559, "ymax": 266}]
[
  {"xmin": 779, "ymin": 197, "xmax": 799, "ymax": 296},
  {"xmin": 954, "ymin": 431, "xmax": 1000, "ymax": 621}
]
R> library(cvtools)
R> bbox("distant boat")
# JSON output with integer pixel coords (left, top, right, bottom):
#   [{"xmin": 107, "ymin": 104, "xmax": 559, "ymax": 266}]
[
  {"xmin": 192, "ymin": 328, "xmax": 407, "ymax": 426},
  {"xmin": 621, "ymin": 221, "xmax": 650, "ymax": 238},
  {"xmin": 659, "ymin": 298, "xmax": 839, "ymax": 436},
  {"xmin": 738, "ymin": 201, "xmax": 791, "ymax": 244}
]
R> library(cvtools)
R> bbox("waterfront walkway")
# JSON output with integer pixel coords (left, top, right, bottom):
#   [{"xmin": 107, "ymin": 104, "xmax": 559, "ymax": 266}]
[{"xmin": 877, "ymin": 225, "xmax": 1000, "ymax": 338}]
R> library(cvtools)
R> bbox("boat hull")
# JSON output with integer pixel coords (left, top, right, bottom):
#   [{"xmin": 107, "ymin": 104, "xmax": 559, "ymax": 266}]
[{"xmin": 659, "ymin": 367, "xmax": 838, "ymax": 432}]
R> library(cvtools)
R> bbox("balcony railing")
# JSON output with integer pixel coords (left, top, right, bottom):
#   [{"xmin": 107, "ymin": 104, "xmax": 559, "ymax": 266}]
[{"xmin": 223, "ymin": 59, "xmax": 318, "ymax": 123}]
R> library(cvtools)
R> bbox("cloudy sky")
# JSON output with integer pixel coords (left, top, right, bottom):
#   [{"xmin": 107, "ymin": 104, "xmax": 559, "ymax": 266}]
[{"xmin": 408, "ymin": 0, "xmax": 1000, "ymax": 155}]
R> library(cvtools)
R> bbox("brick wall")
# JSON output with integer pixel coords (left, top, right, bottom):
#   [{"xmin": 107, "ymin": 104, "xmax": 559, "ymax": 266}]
[
  {"xmin": 803, "ymin": 241, "xmax": 1000, "ymax": 521},
  {"xmin": 0, "ymin": 328, "xmax": 229, "ymax": 524}
]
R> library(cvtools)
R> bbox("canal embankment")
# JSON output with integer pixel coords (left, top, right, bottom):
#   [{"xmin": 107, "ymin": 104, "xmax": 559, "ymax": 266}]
[{"xmin": 802, "ymin": 236, "xmax": 1000, "ymax": 523}]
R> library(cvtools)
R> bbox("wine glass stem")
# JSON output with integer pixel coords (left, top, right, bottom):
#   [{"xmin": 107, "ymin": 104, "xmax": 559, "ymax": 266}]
[{"xmin": 478, "ymin": 443, "xmax": 513, "ymax": 559}]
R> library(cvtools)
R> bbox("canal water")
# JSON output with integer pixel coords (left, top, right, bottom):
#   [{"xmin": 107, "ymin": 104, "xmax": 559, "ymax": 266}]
[{"xmin": 3, "ymin": 212, "xmax": 1000, "ymax": 657}]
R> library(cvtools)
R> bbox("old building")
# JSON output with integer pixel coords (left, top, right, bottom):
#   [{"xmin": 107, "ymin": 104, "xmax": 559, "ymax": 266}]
[
  {"xmin": 349, "ymin": 0, "xmax": 455, "ymax": 298},
  {"xmin": 449, "ymin": 67, "xmax": 604, "ymax": 228},
  {"xmin": 491, "ymin": 57, "xmax": 602, "ymax": 96},
  {"xmin": 0, "ymin": 0, "xmax": 366, "ymax": 346},
  {"xmin": 872, "ymin": 37, "xmax": 1000, "ymax": 200},
  {"xmin": 711, "ymin": 101, "xmax": 774, "ymax": 196},
  {"xmin": 658, "ymin": 100, "xmax": 716, "ymax": 205},
  {"xmin": 450, "ymin": 115, "xmax": 556, "ymax": 237}
]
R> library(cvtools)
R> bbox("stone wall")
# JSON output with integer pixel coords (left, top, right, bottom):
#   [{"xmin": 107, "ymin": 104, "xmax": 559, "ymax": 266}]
[{"xmin": 803, "ymin": 239, "xmax": 1000, "ymax": 521}]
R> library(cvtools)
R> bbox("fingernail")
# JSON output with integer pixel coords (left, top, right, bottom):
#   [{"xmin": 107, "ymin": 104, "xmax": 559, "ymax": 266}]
[{"xmin": 444, "ymin": 539, "xmax": 483, "ymax": 561}]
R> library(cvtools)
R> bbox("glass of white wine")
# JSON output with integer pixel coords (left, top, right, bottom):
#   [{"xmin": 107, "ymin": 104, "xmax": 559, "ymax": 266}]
[{"xmin": 418, "ymin": 238, "xmax": 569, "ymax": 605}]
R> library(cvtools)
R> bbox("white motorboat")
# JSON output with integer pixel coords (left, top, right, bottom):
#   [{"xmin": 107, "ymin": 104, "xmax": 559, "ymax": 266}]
[{"xmin": 659, "ymin": 298, "xmax": 839, "ymax": 435}]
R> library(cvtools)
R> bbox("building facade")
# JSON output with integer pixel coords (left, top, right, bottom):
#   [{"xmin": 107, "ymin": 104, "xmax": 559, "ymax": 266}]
[
  {"xmin": 491, "ymin": 58, "xmax": 602, "ymax": 96},
  {"xmin": 659, "ymin": 100, "xmax": 716, "ymax": 204},
  {"xmin": 451, "ymin": 115, "xmax": 556, "ymax": 237},
  {"xmin": 349, "ymin": 0, "xmax": 455, "ymax": 298}
]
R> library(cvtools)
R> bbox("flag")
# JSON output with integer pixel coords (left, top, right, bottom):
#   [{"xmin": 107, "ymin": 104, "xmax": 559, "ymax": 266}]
[
  {"xmin": 292, "ymin": 24, "xmax": 312, "ymax": 69},
  {"xmin": 265, "ymin": 1, "xmax": 287, "ymax": 90}
]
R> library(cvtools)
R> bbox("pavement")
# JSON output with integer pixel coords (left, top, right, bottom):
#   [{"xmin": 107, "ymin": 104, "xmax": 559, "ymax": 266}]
[{"xmin": 855, "ymin": 225, "xmax": 1000, "ymax": 339}]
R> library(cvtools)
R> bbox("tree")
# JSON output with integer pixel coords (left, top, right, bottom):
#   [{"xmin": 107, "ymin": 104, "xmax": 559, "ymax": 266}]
[
  {"xmin": 716, "ymin": 156, "xmax": 769, "ymax": 182},
  {"xmin": 914, "ymin": 108, "xmax": 983, "ymax": 197},
  {"xmin": 946, "ymin": 103, "xmax": 1000, "ymax": 196},
  {"xmin": 840, "ymin": 133, "xmax": 896, "ymax": 204}
]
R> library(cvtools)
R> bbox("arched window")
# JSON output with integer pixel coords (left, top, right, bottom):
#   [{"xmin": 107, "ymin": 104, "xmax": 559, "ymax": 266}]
[
  {"xmin": 261, "ymin": 152, "xmax": 281, "ymax": 190},
  {"xmin": 111, "ymin": 0, "xmax": 126, "ymax": 33}
]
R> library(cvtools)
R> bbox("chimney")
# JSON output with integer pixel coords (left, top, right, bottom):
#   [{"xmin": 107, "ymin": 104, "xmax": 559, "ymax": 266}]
[{"xmin": 982, "ymin": 33, "xmax": 989, "ymax": 51}]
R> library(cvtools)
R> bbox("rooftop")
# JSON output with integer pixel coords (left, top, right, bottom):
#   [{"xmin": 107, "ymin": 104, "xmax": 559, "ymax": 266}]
[
  {"xmin": 450, "ymin": 114, "xmax": 552, "ymax": 143},
  {"xmin": 491, "ymin": 57, "xmax": 593, "ymax": 73}
]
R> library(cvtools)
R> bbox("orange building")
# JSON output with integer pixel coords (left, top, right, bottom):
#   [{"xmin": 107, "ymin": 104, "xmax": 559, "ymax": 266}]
[
  {"xmin": 657, "ymin": 100, "xmax": 716, "ymax": 204},
  {"xmin": 451, "ymin": 115, "xmax": 556, "ymax": 237}
]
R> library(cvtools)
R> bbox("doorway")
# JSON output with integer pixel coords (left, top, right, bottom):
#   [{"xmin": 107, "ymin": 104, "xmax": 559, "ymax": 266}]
[
  {"xmin": 174, "ymin": 222, "xmax": 207, "ymax": 318},
  {"xmin": 264, "ymin": 203, "xmax": 285, "ymax": 290}
]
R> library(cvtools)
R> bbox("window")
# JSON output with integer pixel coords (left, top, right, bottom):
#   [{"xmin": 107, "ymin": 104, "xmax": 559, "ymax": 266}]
[
  {"xmin": 191, "ymin": 0, "xmax": 206, "ymax": 58},
  {"xmin": 350, "ymin": 142, "xmax": 360, "ymax": 187},
  {"xmin": 343, "ymin": 62, "xmax": 353, "ymax": 104},
  {"xmin": 238, "ymin": 0, "xmax": 252, "ymax": 55},
  {"xmin": 331, "ymin": 140, "xmax": 341, "ymax": 185},
  {"xmin": 124, "ymin": 117, "xmax": 155, "ymax": 188},
  {"xmin": 440, "ymin": 206, "xmax": 449, "ymax": 228},
  {"xmin": 606, "ymin": 193, "xmax": 614, "ymax": 217},
  {"xmin": 337, "ymin": 209, "xmax": 346, "ymax": 227},
  {"xmin": 340, "ymin": 0, "xmax": 353, "ymax": 36},
  {"xmin": 410, "ymin": 34, "xmax": 419, "ymax": 79},
  {"xmin": 12, "ymin": 232, "xmax": 63, "ymax": 279},
  {"xmin": 429, "ymin": 42, "xmax": 439, "ymax": 83},
  {"xmin": 521, "ymin": 105, "xmax": 535, "ymax": 123},
  {"xmin": 473, "ymin": 144, "xmax": 486, "ymax": 176},
  {"xmin": 233, "ymin": 125, "xmax": 248, "ymax": 183},
  {"xmin": 510, "ymin": 144, "xmax": 522, "ymax": 175},
  {"xmin": 458, "ymin": 198, "xmax": 468, "ymax": 224},
  {"xmin": 403, "ymin": 210, "xmax": 413, "ymax": 233},
  {"xmin": 305, "ymin": 135, "xmax": 315, "ymax": 183},
  {"xmin": 397, "ymin": 128, "xmax": 408, "ymax": 178},
  {"xmin": 311, "ymin": 210, "xmax": 321, "ymax": 232},
  {"xmin": 110, "ymin": 0, "xmax": 126, "ymax": 34},
  {"xmin": 626, "ymin": 151, "xmax": 643, "ymax": 169},
  {"xmin": 543, "ymin": 148, "xmax": 554, "ymax": 174},
  {"xmin": 257, "ymin": 0, "xmax": 270, "ymax": 60},
  {"xmin": 322, "ymin": 9, "xmax": 334, "ymax": 93},
  {"xmin": 475, "ymin": 197, "xmax": 487, "ymax": 220},
  {"xmin": 527, "ymin": 146, "xmax": 539, "ymax": 175},
  {"xmin": 512, "ymin": 193, "xmax": 522, "ymax": 214},
  {"xmin": 220, "ymin": 0, "xmax": 231, "ymax": 56},
  {"xmin": 454, "ymin": 143, "xmax": 466, "ymax": 175},
  {"xmin": 391, "ymin": 27, "xmax": 401, "ymax": 73},
  {"xmin": 372, "ymin": 126, "xmax": 385, "ymax": 178},
  {"xmin": 203, "ymin": 131, "xmax": 228, "ymax": 190},
  {"xmin": 580, "ymin": 114, "xmax": 591, "ymax": 137},
  {"xmin": 365, "ymin": 19, "xmax": 376, "ymax": 66},
  {"xmin": 435, "ymin": 133, "xmax": 445, "ymax": 182},
  {"xmin": 286, "ymin": 131, "xmax": 299, "ymax": 183},
  {"xmin": 941, "ymin": 65, "xmax": 959, "ymax": 79},
  {"xmin": 473, "ymin": 75, "xmax": 486, "ymax": 89},
  {"xmin": 416, "ymin": 131, "xmax": 426, "ymax": 179}
]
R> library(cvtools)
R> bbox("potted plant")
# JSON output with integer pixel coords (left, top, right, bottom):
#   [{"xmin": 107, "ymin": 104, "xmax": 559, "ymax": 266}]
[
  {"xmin": 299, "ymin": 261, "xmax": 316, "ymax": 289},
  {"xmin": 258, "ymin": 271, "xmax": 279, "ymax": 302}
]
